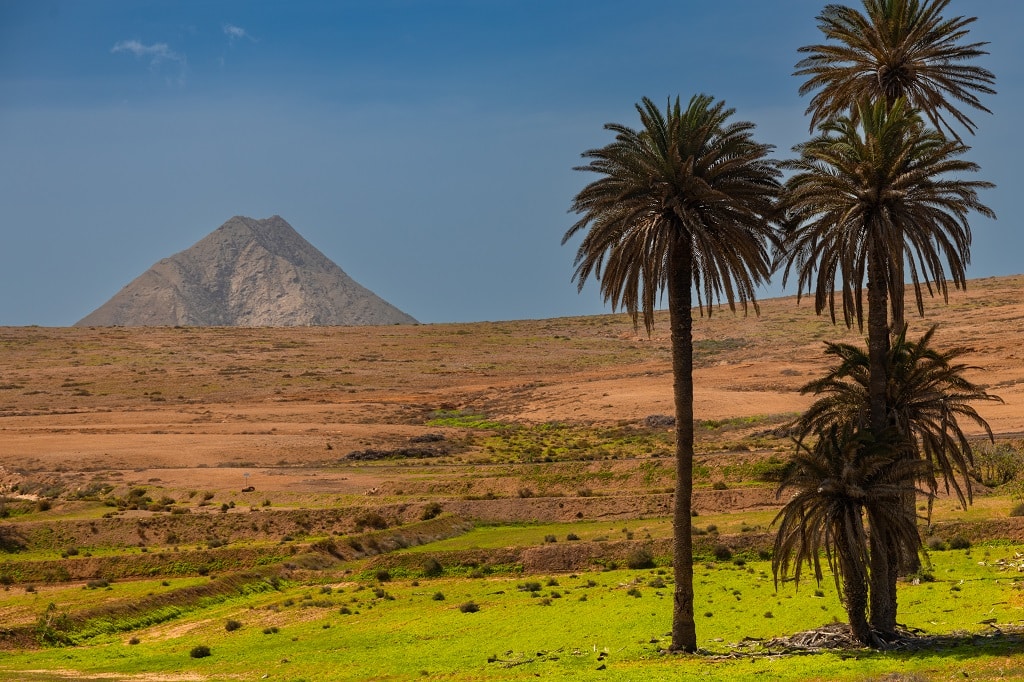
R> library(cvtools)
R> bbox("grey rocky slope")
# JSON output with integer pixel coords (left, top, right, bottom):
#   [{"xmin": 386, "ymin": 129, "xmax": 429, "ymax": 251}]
[{"xmin": 76, "ymin": 215, "xmax": 417, "ymax": 326}]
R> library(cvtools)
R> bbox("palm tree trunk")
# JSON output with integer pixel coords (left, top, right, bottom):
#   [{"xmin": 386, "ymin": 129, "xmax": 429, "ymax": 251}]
[
  {"xmin": 668, "ymin": 238, "xmax": 697, "ymax": 653},
  {"xmin": 866, "ymin": 263, "xmax": 888, "ymax": 438},
  {"xmin": 842, "ymin": 549, "xmax": 873, "ymax": 646},
  {"xmin": 866, "ymin": 258, "xmax": 898, "ymax": 635}
]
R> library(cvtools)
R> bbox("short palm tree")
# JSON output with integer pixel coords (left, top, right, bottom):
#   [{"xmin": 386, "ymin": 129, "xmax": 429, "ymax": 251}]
[
  {"xmin": 794, "ymin": 324, "xmax": 1001, "ymax": 507},
  {"xmin": 773, "ymin": 424, "xmax": 923, "ymax": 646},
  {"xmin": 564, "ymin": 95, "xmax": 780, "ymax": 652},
  {"xmin": 796, "ymin": 0, "xmax": 995, "ymax": 141}
]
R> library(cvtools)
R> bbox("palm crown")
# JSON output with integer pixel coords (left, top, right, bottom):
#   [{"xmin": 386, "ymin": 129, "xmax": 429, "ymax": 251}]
[
  {"xmin": 778, "ymin": 97, "xmax": 993, "ymax": 329},
  {"xmin": 796, "ymin": 0, "xmax": 995, "ymax": 139},
  {"xmin": 564, "ymin": 95, "xmax": 780, "ymax": 331}
]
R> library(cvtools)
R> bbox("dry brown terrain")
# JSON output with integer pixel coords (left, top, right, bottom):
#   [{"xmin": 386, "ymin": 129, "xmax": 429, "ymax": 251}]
[{"xmin": 1, "ymin": 274, "xmax": 1022, "ymax": 513}]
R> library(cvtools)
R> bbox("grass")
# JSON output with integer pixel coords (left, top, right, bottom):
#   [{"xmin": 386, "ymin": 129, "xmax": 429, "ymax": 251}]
[{"xmin": 0, "ymin": 546, "xmax": 1020, "ymax": 680}]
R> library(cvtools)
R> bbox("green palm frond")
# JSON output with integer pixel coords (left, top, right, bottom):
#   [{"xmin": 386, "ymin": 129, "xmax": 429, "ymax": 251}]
[
  {"xmin": 565, "ymin": 95, "xmax": 782, "ymax": 332},
  {"xmin": 796, "ymin": 0, "xmax": 995, "ymax": 139},
  {"xmin": 778, "ymin": 98, "xmax": 994, "ymax": 330}
]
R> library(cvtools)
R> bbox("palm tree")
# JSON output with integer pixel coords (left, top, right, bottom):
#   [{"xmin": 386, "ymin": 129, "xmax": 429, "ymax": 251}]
[
  {"xmin": 778, "ymin": 97, "xmax": 992, "ymax": 633},
  {"xmin": 791, "ymin": 324, "xmax": 1000, "ymax": 630},
  {"xmin": 772, "ymin": 424, "xmax": 923, "ymax": 646},
  {"xmin": 564, "ymin": 95, "xmax": 780, "ymax": 652},
  {"xmin": 796, "ymin": 0, "xmax": 995, "ymax": 141},
  {"xmin": 794, "ymin": 324, "xmax": 1001, "ymax": 508}
]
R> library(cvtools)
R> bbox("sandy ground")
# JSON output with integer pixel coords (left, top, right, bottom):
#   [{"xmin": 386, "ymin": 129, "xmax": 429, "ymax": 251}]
[{"xmin": 1, "ymin": 275, "xmax": 1022, "ymax": 496}]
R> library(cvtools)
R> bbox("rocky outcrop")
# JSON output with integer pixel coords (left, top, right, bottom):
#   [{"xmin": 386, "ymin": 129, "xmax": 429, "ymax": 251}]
[{"xmin": 76, "ymin": 215, "xmax": 416, "ymax": 326}]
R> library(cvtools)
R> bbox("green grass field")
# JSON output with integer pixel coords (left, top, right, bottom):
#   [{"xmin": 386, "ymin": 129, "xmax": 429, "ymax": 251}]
[{"xmin": 1, "ymin": 541, "xmax": 1021, "ymax": 681}]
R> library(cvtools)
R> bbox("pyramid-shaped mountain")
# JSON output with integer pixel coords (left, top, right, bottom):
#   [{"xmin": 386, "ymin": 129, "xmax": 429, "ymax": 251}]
[{"xmin": 75, "ymin": 215, "xmax": 417, "ymax": 327}]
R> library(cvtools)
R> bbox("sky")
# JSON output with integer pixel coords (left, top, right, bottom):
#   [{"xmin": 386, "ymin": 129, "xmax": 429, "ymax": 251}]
[{"xmin": 1, "ymin": 0, "xmax": 1021, "ymax": 326}]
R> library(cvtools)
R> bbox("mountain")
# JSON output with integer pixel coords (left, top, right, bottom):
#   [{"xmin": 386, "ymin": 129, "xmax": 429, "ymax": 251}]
[{"xmin": 75, "ymin": 215, "xmax": 417, "ymax": 327}]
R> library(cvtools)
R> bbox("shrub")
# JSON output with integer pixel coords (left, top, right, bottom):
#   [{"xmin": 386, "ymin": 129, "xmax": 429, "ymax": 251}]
[
  {"xmin": 543, "ymin": 534, "xmax": 557, "ymax": 543},
  {"xmin": 577, "ymin": 488, "xmax": 593, "ymax": 497},
  {"xmin": 189, "ymin": 645, "xmax": 211, "ymax": 659},
  {"xmin": 649, "ymin": 577, "xmax": 666, "ymax": 589},
  {"xmin": 712, "ymin": 481, "xmax": 728, "ymax": 490},
  {"xmin": 422, "ymin": 557, "xmax": 444, "ymax": 578},
  {"xmin": 626, "ymin": 587, "xmax": 642, "ymax": 598},
  {"xmin": 421, "ymin": 502, "xmax": 443, "ymax": 520},
  {"xmin": 626, "ymin": 547, "xmax": 655, "ymax": 570},
  {"xmin": 432, "ymin": 592, "xmax": 445, "ymax": 601},
  {"xmin": 712, "ymin": 544, "xmax": 732, "ymax": 561},
  {"xmin": 459, "ymin": 601, "xmax": 479, "ymax": 613},
  {"xmin": 566, "ymin": 533, "xmax": 580, "ymax": 541},
  {"xmin": 518, "ymin": 581, "xmax": 542, "ymax": 593},
  {"xmin": 948, "ymin": 535, "xmax": 971, "ymax": 550},
  {"xmin": 1010, "ymin": 502, "xmax": 1024, "ymax": 517},
  {"xmin": 262, "ymin": 626, "xmax": 279, "ymax": 634},
  {"xmin": 517, "ymin": 488, "xmax": 534, "ymax": 498},
  {"xmin": 546, "ymin": 578, "xmax": 559, "ymax": 587},
  {"xmin": 375, "ymin": 569, "xmax": 392, "ymax": 583},
  {"xmin": 85, "ymin": 579, "xmax": 109, "ymax": 590},
  {"xmin": 354, "ymin": 511, "xmax": 389, "ymax": 531},
  {"xmin": 926, "ymin": 537, "xmax": 947, "ymax": 552},
  {"xmin": 128, "ymin": 637, "xmax": 140, "ymax": 645},
  {"xmin": 225, "ymin": 619, "xmax": 242, "ymax": 632}
]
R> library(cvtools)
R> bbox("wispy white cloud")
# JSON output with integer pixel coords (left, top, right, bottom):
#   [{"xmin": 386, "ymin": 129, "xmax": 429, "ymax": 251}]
[
  {"xmin": 223, "ymin": 24, "xmax": 257, "ymax": 44},
  {"xmin": 111, "ymin": 40, "xmax": 184, "ymax": 66},
  {"xmin": 112, "ymin": 40, "xmax": 187, "ymax": 85}
]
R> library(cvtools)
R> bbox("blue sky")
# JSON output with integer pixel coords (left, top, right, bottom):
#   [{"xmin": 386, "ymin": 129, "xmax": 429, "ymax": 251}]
[{"xmin": 1, "ymin": 0, "xmax": 1021, "ymax": 326}]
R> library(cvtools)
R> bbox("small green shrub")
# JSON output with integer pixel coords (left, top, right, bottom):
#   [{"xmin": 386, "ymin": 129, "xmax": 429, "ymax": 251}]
[
  {"xmin": 626, "ymin": 547, "xmax": 655, "ymax": 570},
  {"xmin": 190, "ymin": 645, "xmax": 211, "ymax": 658},
  {"xmin": 262, "ymin": 626, "xmax": 279, "ymax": 634},
  {"xmin": 543, "ymin": 534, "xmax": 557, "ymax": 543},
  {"xmin": 459, "ymin": 601, "xmax": 479, "ymax": 613},
  {"xmin": 432, "ymin": 592, "xmax": 445, "ymax": 601},
  {"xmin": 927, "ymin": 537, "xmax": 948, "ymax": 551},
  {"xmin": 375, "ymin": 569, "xmax": 392, "ymax": 583},
  {"xmin": 712, "ymin": 544, "xmax": 732, "ymax": 561},
  {"xmin": 421, "ymin": 502, "xmax": 443, "ymax": 520},
  {"xmin": 712, "ymin": 481, "xmax": 728, "ymax": 490},
  {"xmin": 566, "ymin": 533, "xmax": 580, "ymax": 541},
  {"xmin": 422, "ymin": 557, "xmax": 443, "ymax": 578},
  {"xmin": 948, "ymin": 535, "xmax": 971, "ymax": 550},
  {"xmin": 1010, "ymin": 502, "xmax": 1024, "ymax": 517},
  {"xmin": 225, "ymin": 619, "xmax": 242, "ymax": 632}
]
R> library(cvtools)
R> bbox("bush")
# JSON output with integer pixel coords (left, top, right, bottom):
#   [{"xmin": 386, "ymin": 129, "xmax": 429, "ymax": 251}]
[
  {"xmin": 566, "ymin": 533, "xmax": 580, "ymax": 541},
  {"xmin": 225, "ymin": 619, "xmax": 242, "ymax": 632},
  {"xmin": 948, "ymin": 535, "xmax": 971, "ymax": 550},
  {"xmin": 262, "ymin": 626, "xmax": 279, "ymax": 634},
  {"xmin": 421, "ymin": 502, "xmax": 443, "ymax": 520},
  {"xmin": 626, "ymin": 547, "xmax": 655, "ymax": 570},
  {"xmin": 712, "ymin": 481, "xmax": 728, "ymax": 490},
  {"xmin": 354, "ymin": 511, "xmax": 389, "ymax": 531},
  {"xmin": 712, "ymin": 544, "xmax": 732, "ymax": 561},
  {"xmin": 85, "ymin": 579, "xmax": 109, "ymax": 590},
  {"xmin": 432, "ymin": 592, "xmax": 445, "ymax": 601},
  {"xmin": 422, "ymin": 557, "xmax": 444, "ymax": 578},
  {"xmin": 543, "ymin": 534, "xmax": 557, "ymax": 543},
  {"xmin": 375, "ymin": 569, "xmax": 392, "ymax": 583},
  {"xmin": 189, "ymin": 645, "xmax": 211, "ymax": 658},
  {"xmin": 926, "ymin": 537, "xmax": 947, "ymax": 552},
  {"xmin": 128, "ymin": 637, "xmax": 140, "ymax": 645},
  {"xmin": 1010, "ymin": 502, "xmax": 1024, "ymax": 517},
  {"xmin": 459, "ymin": 601, "xmax": 479, "ymax": 613}
]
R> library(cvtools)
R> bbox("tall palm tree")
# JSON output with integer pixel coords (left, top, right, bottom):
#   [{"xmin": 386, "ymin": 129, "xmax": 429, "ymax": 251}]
[
  {"xmin": 794, "ymin": 324, "xmax": 1001, "ymax": 507},
  {"xmin": 796, "ymin": 0, "xmax": 996, "ymax": 142},
  {"xmin": 564, "ymin": 95, "xmax": 780, "ymax": 652},
  {"xmin": 772, "ymin": 424, "xmax": 923, "ymax": 646},
  {"xmin": 778, "ymin": 97, "xmax": 992, "ymax": 633}
]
